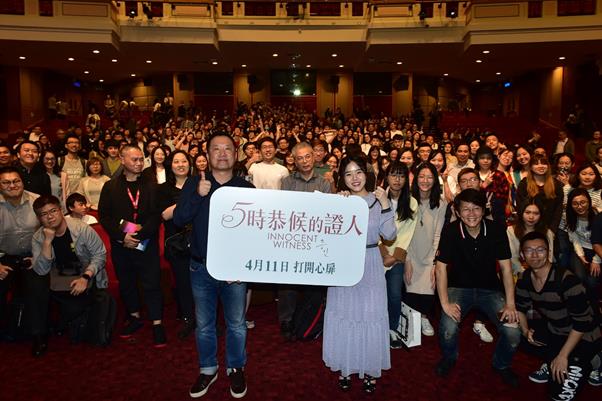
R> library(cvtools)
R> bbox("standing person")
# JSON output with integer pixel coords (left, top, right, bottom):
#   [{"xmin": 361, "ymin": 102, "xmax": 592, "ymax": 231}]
[
  {"xmin": 174, "ymin": 133, "xmax": 254, "ymax": 399},
  {"xmin": 517, "ymin": 154, "xmax": 564, "ymax": 232},
  {"xmin": 323, "ymin": 154, "xmax": 396, "ymax": 394},
  {"xmin": 248, "ymin": 137, "xmax": 288, "ymax": 189},
  {"xmin": 101, "ymin": 140, "xmax": 123, "ymax": 178},
  {"xmin": 512, "ymin": 146, "xmax": 531, "ymax": 187},
  {"xmin": 159, "ymin": 150, "xmax": 195, "ymax": 339},
  {"xmin": 141, "ymin": 146, "xmax": 167, "ymax": 185},
  {"xmin": 446, "ymin": 142, "xmax": 475, "ymax": 196},
  {"xmin": 59, "ymin": 134, "xmax": 86, "ymax": 196},
  {"xmin": 14, "ymin": 140, "xmax": 51, "ymax": 196},
  {"xmin": 0, "ymin": 144, "xmax": 12, "ymax": 168},
  {"xmin": 585, "ymin": 130, "xmax": 602, "ymax": 163},
  {"xmin": 41, "ymin": 150, "xmax": 68, "ymax": 209},
  {"xmin": 379, "ymin": 162, "xmax": 418, "ymax": 349},
  {"xmin": 75, "ymin": 157, "xmax": 110, "ymax": 211},
  {"xmin": 475, "ymin": 146, "xmax": 510, "ymax": 225},
  {"xmin": 278, "ymin": 142, "xmax": 332, "ymax": 340},
  {"xmin": 435, "ymin": 188, "xmax": 521, "ymax": 387},
  {"xmin": 405, "ymin": 162, "xmax": 447, "ymax": 338},
  {"xmin": 552, "ymin": 130, "xmax": 575, "ymax": 156},
  {"xmin": 98, "ymin": 145, "xmax": 165, "ymax": 347},
  {"xmin": 517, "ymin": 231, "xmax": 602, "ymax": 398}
]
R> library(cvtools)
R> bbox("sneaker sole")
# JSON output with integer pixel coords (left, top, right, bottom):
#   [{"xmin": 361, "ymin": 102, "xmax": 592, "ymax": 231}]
[
  {"xmin": 473, "ymin": 328, "xmax": 494, "ymax": 343},
  {"xmin": 230, "ymin": 386, "xmax": 247, "ymax": 399},
  {"xmin": 190, "ymin": 373, "xmax": 218, "ymax": 398},
  {"xmin": 528, "ymin": 377, "xmax": 549, "ymax": 384},
  {"xmin": 588, "ymin": 380, "xmax": 602, "ymax": 386}
]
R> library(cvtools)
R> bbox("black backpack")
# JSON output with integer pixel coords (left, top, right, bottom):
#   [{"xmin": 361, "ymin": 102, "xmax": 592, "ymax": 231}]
[
  {"xmin": 292, "ymin": 287, "xmax": 326, "ymax": 341},
  {"xmin": 85, "ymin": 289, "xmax": 117, "ymax": 347}
]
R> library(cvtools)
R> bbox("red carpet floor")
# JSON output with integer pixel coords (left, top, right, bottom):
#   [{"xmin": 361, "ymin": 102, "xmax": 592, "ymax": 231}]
[{"xmin": 0, "ymin": 301, "xmax": 599, "ymax": 401}]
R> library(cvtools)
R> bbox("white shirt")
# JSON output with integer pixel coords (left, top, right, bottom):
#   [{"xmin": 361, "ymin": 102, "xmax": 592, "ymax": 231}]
[{"xmin": 248, "ymin": 162, "xmax": 289, "ymax": 189}]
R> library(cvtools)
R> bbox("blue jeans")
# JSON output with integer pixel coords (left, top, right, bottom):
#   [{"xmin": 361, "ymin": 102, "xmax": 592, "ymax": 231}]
[
  {"xmin": 385, "ymin": 262, "xmax": 405, "ymax": 330},
  {"xmin": 190, "ymin": 260, "xmax": 247, "ymax": 374},
  {"xmin": 439, "ymin": 287, "xmax": 521, "ymax": 370}
]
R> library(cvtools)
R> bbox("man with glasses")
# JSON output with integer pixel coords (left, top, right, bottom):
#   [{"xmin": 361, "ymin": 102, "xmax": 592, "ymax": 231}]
[
  {"xmin": 516, "ymin": 231, "xmax": 602, "ymax": 397},
  {"xmin": 446, "ymin": 142, "xmax": 475, "ymax": 196},
  {"xmin": 0, "ymin": 167, "xmax": 43, "ymax": 352},
  {"xmin": 13, "ymin": 140, "xmax": 50, "ymax": 196},
  {"xmin": 435, "ymin": 188, "xmax": 521, "ymax": 387},
  {"xmin": 278, "ymin": 142, "xmax": 332, "ymax": 340},
  {"xmin": 59, "ymin": 133, "xmax": 87, "ymax": 195},
  {"xmin": 29, "ymin": 195, "xmax": 107, "ymax": 355}
]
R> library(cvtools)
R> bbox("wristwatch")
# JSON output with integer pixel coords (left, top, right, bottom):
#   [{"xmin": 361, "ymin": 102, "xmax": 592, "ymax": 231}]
[{"xmin": 81, "ymin": 273, "xmax": 92, "ymax": 281}]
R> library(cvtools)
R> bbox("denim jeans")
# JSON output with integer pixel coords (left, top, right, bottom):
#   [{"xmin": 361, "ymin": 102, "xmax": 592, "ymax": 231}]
[
  {"xmin": 439, "ymin": 287, "xmax": 521, "ymax": 370},
  {"xmin": 385, "ymin": 262, "xmax": 405, "ymax": 331},
  {"xmin": 190, "ymin": 259, "xmax": 247, "ymax": 374}
]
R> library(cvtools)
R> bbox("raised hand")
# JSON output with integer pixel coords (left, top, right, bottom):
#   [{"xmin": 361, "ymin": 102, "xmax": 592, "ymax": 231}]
[{"xmin": 198, "ymin": 170, "xmax": 212, "ymax": 197}]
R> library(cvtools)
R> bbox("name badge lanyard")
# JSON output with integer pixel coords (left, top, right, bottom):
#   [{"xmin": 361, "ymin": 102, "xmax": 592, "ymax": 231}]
[{"xmin": 127, "ymin": 187, "xmax": 140, "ymax": 222}]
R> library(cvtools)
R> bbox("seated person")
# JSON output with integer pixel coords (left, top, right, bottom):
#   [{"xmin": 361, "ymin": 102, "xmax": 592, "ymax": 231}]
[
  {"xmin": 517, "ymin": 231, "xmax": 602, "ymax": 396},
  {"xmin": 30, "ymin": 195, "xmax": 107, "ymax": 354},
  {"xmin": 66, "ymin": 192, "xmax": 98, "ymax": 225}
]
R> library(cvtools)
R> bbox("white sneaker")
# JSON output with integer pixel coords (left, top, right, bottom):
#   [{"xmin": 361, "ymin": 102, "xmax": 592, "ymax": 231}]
[
  {"xmin": 421, "ymin": 317, "xmax": 435, "ymax": 336},
  {"xmin": 472, "ymin": 322, "xmax": 494, "ymax": 343}
]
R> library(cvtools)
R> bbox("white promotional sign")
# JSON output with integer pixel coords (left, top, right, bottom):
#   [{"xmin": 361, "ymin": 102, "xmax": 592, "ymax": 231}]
[{"xmin": 207, "ymin": 187, "xmax": 368, "ymax": 286}]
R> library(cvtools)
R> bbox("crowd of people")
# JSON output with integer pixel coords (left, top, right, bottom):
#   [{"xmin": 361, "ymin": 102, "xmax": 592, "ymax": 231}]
[{"xmin": 0, "ymin": 100, "xmax": 601, "ymax": 400}]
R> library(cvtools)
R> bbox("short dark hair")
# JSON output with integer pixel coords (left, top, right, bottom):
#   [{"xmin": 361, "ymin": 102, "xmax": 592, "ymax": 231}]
[
  {"xmin": 457, "ymin": 167, "xmax": 478, "ymax": 182},
  {"xmin": 64, "ymin": 133, "xmax": 80, "ymax": 143},
  {"xmin": 520, "ymin": 230, "xmax": 549, "ymax": 251},
  {"xmin": 258, "ymin": 137, "xmax": 276, "ymax": 149},
  {"xmin": 16, "ymin": 140, "xmax": 40, "ymax": 153},
  {"xmin": 66, "ymin": 192, "xmax": 87, "ymax": 211},
  {"xmin": 454, "ymin": 188, "xmax": 487, "ymax": 210},
  {"xmin": 207, "ymin": 132, "xmax": 235, "ymax": 150},
  {"xmin": 33, "ymin": 194, "xmax": 62, "ymax": 213},
  {"xmin": 0, "ymin": 166, "xmax": 23, "ymax": 180},
  {"xmin": 242, "ymin": 142, "xmax": 256, "ymax": 152}
]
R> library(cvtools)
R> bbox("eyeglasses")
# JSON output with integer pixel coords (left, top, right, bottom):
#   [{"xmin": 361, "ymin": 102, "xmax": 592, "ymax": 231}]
[
  {"xmin": 571, "ymin": 200, "xmax": 589, "ymax": 207},
  {"xmin": 0, "ymin": 179, "xmax": 22, "ymax": 187},
  {"xmin": 37, "ymin": 207, "xmax": 61, "ymax": 218},
  {"xmin": 459, "ymin": 177, "xmax": 480, "ymax": 184},
  {"xmin": 523, "ymin": 247, "xmax": 548, "ymax": 256}
]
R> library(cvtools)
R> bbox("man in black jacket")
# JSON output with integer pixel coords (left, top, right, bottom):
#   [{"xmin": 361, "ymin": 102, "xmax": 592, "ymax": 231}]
[
  {"xmin": 13, "ymin": 140, "xmax": 50, "ymax": 196},
  {"xmin": 98, "ymin": 145, "xmax": 165, "ymax": 347}
]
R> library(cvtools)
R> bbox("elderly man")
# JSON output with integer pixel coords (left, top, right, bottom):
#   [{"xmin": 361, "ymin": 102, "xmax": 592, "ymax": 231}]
[
  {"xmin": 30, "ymin": 195, "xmax": 107, "ymax": 353},
  {"xmin": 0, "ymin": 167, "xmax": 43, "ymax": 354},
  {"xmin": 278, "ymin": 142, "xmax": 332, "ymax": 340}
]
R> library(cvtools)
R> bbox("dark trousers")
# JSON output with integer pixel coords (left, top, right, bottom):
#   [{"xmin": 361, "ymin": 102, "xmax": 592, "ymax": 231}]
[
  {"xmin": 522, "ymin": 320, "xmax": 601, "ymax": 401},
  {"xmin": 167, "ymin": 254, "xmax": 194, "ymax": 320},
  {"xmin": 0, "ymin": 268, "xmax": 36, "ymax": 333},
  {"xmin": 277, "ymin": 285, "xmax": 299, "ymax": 324},
  {"xmin": 111, "ymin": 239, "xmax": 163, "ymax": 321},
  {"xmin": 27, "ymin": 272, "xmax": 93, "ymax": 336}
]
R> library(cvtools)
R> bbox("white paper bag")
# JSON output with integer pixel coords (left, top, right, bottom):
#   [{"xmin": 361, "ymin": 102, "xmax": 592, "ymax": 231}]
[{"xmin": 398, "ymin": 302, "xmax": 421, "ymax": 348}]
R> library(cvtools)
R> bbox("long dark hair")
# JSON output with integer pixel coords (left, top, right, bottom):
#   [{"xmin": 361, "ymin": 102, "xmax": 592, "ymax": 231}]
[
  {"xmin": 40, "ymin": 150, "xmax": 60, "ymax": 176},
  {"xmin": 570, "ymin": 162, "xmax": 602, "ymax": 190},
  {"xmin": 513, "ymin": 199, "xmax": 546, "ymax": 240},
  {"xmin": 385, "ymin": 161, "xmax": 414, "ymax": 221},
  {"xmin": 566, "ymin": 188, "xmax": 596, "ymax": 232},
  {"xmin": 337, "ymin": 153, "xmax": 370, "ymax": 192},
  {"xmin": 165, "ymin": 150, "xmax": 191, "ymax": 187},
  {"xmin": 411, "ymin": 162, "xmax": 441, "ymax": 209}
]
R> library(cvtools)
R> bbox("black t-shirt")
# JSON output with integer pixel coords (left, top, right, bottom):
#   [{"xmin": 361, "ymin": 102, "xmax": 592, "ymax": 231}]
[
  {"xmin": 437, "ymin": 219, "xmax": 511, "ymax": 290},
  {"xmin": 52, "ymin": 228, "xmax": 81, "ymax": 276}
]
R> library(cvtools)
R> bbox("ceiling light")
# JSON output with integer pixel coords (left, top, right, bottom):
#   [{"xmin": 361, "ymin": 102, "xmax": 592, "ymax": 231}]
[
  {"xmin": 496, "ymin": 72, "xmax": 501, "ymax": 75},
  {"xmin": 443, "ymin": 73, "xmax": 449, "ymax": 76},
  {"xmin": 293, "ymin": 88, "xmax": 301, "ymax": 96},
  {"xmin": 331, "ymin": 53, "xmax": 337, "ymax": 57},
  {"xmin": 18, "ymin": 56, "xmax": 26, "ymax": 60},
  {"xmin": 111, "ymin": 59, "xmax": 118, "ymax": 63},
  {"xmin": 211, "ymin": 61, "xmax": 218, "ymax": 65},
  {"xmin": 68, "ymin": 57, "xmax": 75, "ymax": 61},
  {"xmin": 338, "ymin": 64, "xmax": 344, "ymax": 68},
  {"xmin": 558, "ymin": 56, "xmax": 566, "ymax": 60},
  {"xmin": 241, "ymin": 64, "xmax": 247, "ymax": 67},
  {"xmin": 482, "ymin": 50, "xmax": 490, "ymax": 54},
  {"xmin": 396, "ymin": 61, "xmax": 403, "ymax": 65},
  {"xmin": 146, "ymin": 60, "xmax": 152, "ymax": 64},
  {"xmin": 272, "ymin": 53, "xmax": 278, "ymax": 57},
  {"xmin": 476, "ymin": 79, "xmax": 481, "ymax": 83},
  {"xmin": 131, "ymin": 73, "xmax": 136, "ymax": 77},
  {"xmin": 84, "ymin": 71, "xmax": 90, "ymax": 74},
  {"xmin": 306, "ymin": 64, "xmax": 311, "ymax": 68},
  {"xmin": 476, "ymin": 59, "xmax": 482, "ymax": 63},
  {"xmin": 92, "ymin": 50, "xmax": 100, "ymax": 54},
  {"xmin": 99, "ymin": 79, "xmax": 104, "ymax": 83}
]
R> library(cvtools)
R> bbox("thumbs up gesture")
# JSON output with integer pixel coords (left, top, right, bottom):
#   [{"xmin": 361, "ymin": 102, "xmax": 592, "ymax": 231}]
[{"xmin": 198, "ymin": 171, "xmax": 212, "ymax": 197}]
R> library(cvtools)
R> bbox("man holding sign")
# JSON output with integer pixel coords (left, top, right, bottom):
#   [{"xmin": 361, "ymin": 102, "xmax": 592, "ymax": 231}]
[{"xmin": 174, "ymin": 133, "xmax": 254, "ymax": 399}]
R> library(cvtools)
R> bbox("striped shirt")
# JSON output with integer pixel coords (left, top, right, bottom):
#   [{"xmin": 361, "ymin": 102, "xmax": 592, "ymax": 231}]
[{"xmin": 516, "ymin": 265, "xmax": 601, "ymax": 343}]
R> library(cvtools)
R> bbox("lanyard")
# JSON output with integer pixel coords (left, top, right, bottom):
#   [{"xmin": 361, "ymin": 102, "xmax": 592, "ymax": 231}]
[{"xmin": 126, "ymin": 187, "xmax": 140, "ymax": 222}]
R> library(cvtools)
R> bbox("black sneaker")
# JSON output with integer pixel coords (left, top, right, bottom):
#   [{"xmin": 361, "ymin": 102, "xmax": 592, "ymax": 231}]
[
  {"xmin": 153, "ymin": 324, "xmax": 167, "ymax": 348},
  {"xmin": 229, "ymin": 368, "xmax": 247, "ymax": 398},
  {"xmin": 435, "ymin": 358, "xmax": 456, "ymax": 377},
  {"xmin": 189, "ymin": 372, "xmax": 218, "ymax": 398},
  {"xmin": 494, "ymin": 367, "xmax": 519, "ymax": 388},
  {"xmin": 177, "ymin": 318, "xmax": 196, "ymax": 340},
  {"xmin": 119, "ymin": 316, "xmax": 143, "ymax": 339},
  {"xmin": 32, "ymin": 335, "xmax": 48, "ymax": 358}
]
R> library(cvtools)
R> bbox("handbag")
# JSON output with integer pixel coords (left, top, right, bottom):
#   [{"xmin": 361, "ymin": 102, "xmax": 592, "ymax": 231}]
[
  {"xmin": 398, "ymin": 302, "xmax": 422, "ymax": 348},
  {"xmin": 164, "ymin": 225, "xmax": 192, "ymax": 259}
]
